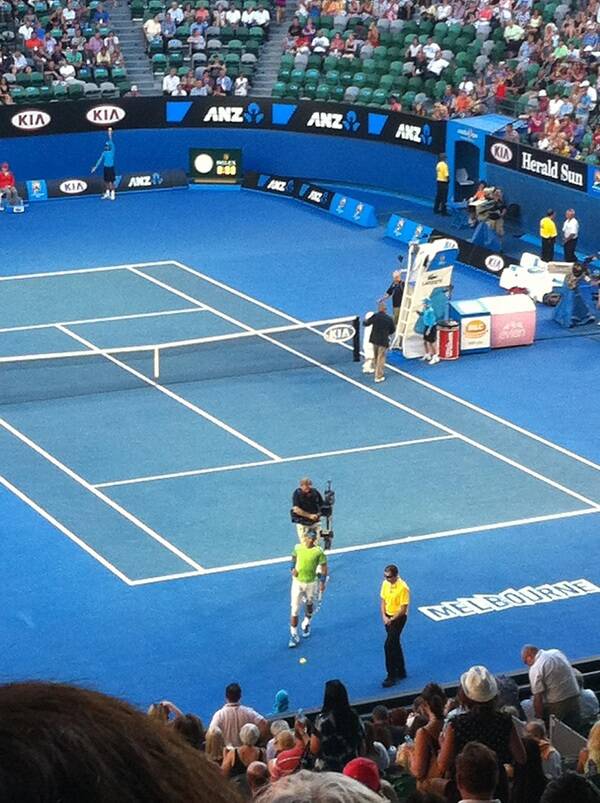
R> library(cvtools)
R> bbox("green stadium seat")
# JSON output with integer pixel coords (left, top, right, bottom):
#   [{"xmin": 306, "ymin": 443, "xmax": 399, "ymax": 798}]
[
  {"xmin": 357, "ymin": 87, "xmax": 373, "ymax": 104},
  {"xmin": 51, "ymin": 83, "xmax": 68, "ymax": 100},
  {"xmin": 152, "ymin": 53, "xmax": 168, "ymax": 74},
  {"xmin": 353, "ymin": 71, "xmax": 366, "ymax": 88},
  {"xmin": 325, "ymin": 69, "xmax": 340, "ymax": 86},
  {"xmin": 168, "ymin": 52, "xmax": 184, "ymax": 68},
  {"xmin": 401, "ymin": 89, "xmax": 415, "ymax": 109},
  {"xmin": 278, "ymin": 66, "xmax": 291, "ymax": 82},
  {"xmin": 271, "ymin": 81, "xmax": 286, "ymax": 98},
  {"xmin": 301, "ymin": 82, "xmax": 317, "ymax": 99},
  {"xmin": 315, "ymin": 83, "xmax": 330, "ymax": 101},
  {"xmin": 379, "ymin": 73, "xmax": 394, "ymax": 91},
  {"xmin": 29, "ymin": 71, "xmax": 44, "ymax": 86},
  {"xmin": 68, "ymin": 83, "xmax": 84, "ymax": 100},
  {"xmin": 284, "ymin": 82, "xmax": 299, "ymax": 98},
  {"xmin": 371, "ymin": 88, "xmax": 388, "ymax": 105},
  {"xmin": 290, "ymin": 67, "xmax": 306, "ymax": 84},
  {"xmin": 228, "ymin": 39, "xmax": 243, "ymax": 52}
]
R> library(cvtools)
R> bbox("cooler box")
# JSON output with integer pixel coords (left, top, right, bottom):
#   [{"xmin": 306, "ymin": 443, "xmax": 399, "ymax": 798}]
[
  {"xmin": 449, "ymin": 300, "xmax": 491, "ymax": 353},
  {"xmin": 480, "ymin": 294, "xmax": 536, "ymax": 347},
  {"xmin": 437, "ymin": 320, "xmax": 460, "ymax": 360}
]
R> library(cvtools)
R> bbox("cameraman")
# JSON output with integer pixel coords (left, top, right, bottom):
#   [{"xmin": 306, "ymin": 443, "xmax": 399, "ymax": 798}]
[{"xmin": 291, "ymin": 477, "xmax": 324, "ymax": 543}]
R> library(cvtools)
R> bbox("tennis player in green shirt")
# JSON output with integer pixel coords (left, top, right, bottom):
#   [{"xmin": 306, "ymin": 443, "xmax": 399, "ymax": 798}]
[{"xmin": 289, "ymin": 531, "xmax": 328, "ymax": 648}]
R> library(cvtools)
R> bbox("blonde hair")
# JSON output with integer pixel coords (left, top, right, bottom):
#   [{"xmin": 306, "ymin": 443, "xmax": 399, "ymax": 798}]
[
  {"xmin": 275, "ymin": 730, "xmax": 295, "ymax": 751},
  {"xmin": 586, "ymin": 721, "xmax": 600, "ymax": 770},
  {"xmin": 205, "ymin": 727, "xmax": 226, "ymax": 763}
]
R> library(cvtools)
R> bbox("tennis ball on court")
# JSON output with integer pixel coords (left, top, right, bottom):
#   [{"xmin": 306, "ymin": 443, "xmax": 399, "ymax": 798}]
[{"xmin": 299, "ymin": 657, "xmax": 307, "ymax": 664}]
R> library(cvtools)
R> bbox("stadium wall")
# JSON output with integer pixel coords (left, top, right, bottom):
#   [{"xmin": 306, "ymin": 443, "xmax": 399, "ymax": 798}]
[
  {"xmin": 486, "ymin": 162, "xmax": 599, "ymax": 254},
  {"xmin": 2, "ymin": 128, "xmax": 437, "ymax": 195}
]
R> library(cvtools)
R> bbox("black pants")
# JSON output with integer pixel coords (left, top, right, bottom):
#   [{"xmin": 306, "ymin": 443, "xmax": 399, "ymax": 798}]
[
  {"xmin": 384, "ymin": 614, "xmax": 407, "ymax": 678},
  {"xmin": 564, "ymin": 237, "xmax": 578, "ymax": 263},
  {"xmin": 541, "ymin": 236, "xmax": 556, "ymax": 263},
  {"xmin": 434, "ymin": 181, "xmax": 448, "ymax": 214}
]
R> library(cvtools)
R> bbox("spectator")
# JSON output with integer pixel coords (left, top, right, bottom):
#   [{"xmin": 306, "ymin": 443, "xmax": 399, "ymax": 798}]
[
  {"xmin": 234, "ymin": 75, "xmax": 249, "ymax": 96},
  {"xmin": 577, "ymin": 721, "xmax": 600, "ymax": 785},
  {"xmin": 540, "ymin": 772, "xmax": 600, "ymax": 803},
  {"xmin": 162, "ymin": 66, "xmax": 181, "ymax": 94},
  {"xmin": 143, "ymin": 13, "xmax": 162, "ymax": 42},
  {"xmin": 269, "ymin": 724, "xmax": 307, "ymax": 780},
  {"xmin": 525, "ymin": 720, "xmax": 562, "ymax": 780},
  {"xmin": 209, "ymin": 683, "xmax": 268, "ymax": 746},
  {"xmin": 437, "ymin": 666, "xmax": 526, "ymax": 803},
  {"xmin": 205, "ymin": 727, "xmax": 226, "ymax": 765},
  {"xmin": 575, "ymin": 670, "xmax": 600, "ymax": 728},
  {"xmin": 310, "ymin": 679, "xmax": 365, "ymax": 772},
  {"xmin": 455, "ymin": 741, "xmax": 500, "ymax": 803},
  {"xmin": 504, "ymin": 123, "xmax": 520, "ymax": 143},
  {"xmin": 0, "ymin": 162, "xmax": 23, "ymax": 212},
  {"xmin": 222, "ymin": 723, "xmax": 265, "ymax": 784},
  {"xmin": 521, "ymin": 645, "xmax": 581, "ymax": 729},
  {"xmin": 255, "ymin": 769, "xmax": 383, "ymax": 801},
  {"xmin": 173, "ymin": 714, "xmax": 205, "ymax": 751},
  {"xmin": 0, "ymin": 681, "xmax": 241, "ymax": 803},
  {"xmin": 509, "ymin": 736, "xmax": 547, "ymax": 803},
  {"xmin": 410, "ymin": 683, "xmax": 446, "ymax": 792},
  {"xmin": 247, "ymin": 761, "xmax": 269, "ymax": 797},
  {"xmin": 364, "ymin": 721, "xmax": 390, "ymax": 773},
  {"xmin": 344, "ymin": 756, "xmax": 400, "ymax": 802}
]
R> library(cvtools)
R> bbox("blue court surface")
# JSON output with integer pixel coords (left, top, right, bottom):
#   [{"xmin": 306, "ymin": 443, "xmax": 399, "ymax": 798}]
[{"xmin": 1, "ymin": 190, "xmax": 599, "ymax": 721}]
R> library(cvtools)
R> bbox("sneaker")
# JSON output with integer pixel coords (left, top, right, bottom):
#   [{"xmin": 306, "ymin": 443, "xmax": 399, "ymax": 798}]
[
  {"xmin": 288, "ymin": 633, "xmax": 300, "ymax": 648},
  {"xmin": 374, "ymin": 376, "xmax": 385, "ymax": 383},
  {"xmin": 110, "ymin": 191, "xmax": 116, "ymax": 200},
  {"xmin": 301, "ymin": 619, "xmax": 311, "ymax": 638},
  {"xmin": 420, "ymin": 354, "xmax": 431, "ymax": 361},
  {"xmin": 429, "ymin": 355, "xmax": 440, "ymax": 365},
  {"xmin": 101, "ymin": 192, "xmax": 110, "ymax": 199},
  {"xmin": 381, "ymin": 677, "xmax": 396, "ymax": 688}
]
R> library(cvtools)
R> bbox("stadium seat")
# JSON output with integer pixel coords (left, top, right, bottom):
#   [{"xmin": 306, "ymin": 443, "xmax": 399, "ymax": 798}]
[
  {"xmin": 152, "ymin": 53, "xmax": 168, "ymax": 74},
  {"xmin": 357, "ymin": 87, "xmax": 373, "ymax": 105},
  {"xmin": 271, "ymin": 80, "xmax": 286, "ymax": 98},
  {"xmin": 67, "ymin": 82, "xmax": 84, "ymax": 100},
  {"xmin": 371, "ymin": 88, "xmax": 388, "ymax": 105},
  {"xmin": 315, "ymin": 83, "xmax": 330, "ymax": 101}
]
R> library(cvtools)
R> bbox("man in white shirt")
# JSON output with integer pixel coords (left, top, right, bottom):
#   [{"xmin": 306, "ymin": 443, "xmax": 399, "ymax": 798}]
[
  {"xmin": 162, "ymin": 67, "xmax": 180, "ymax": 94},
  {"xmin": 254, "ymin": 4, "xmax": 270, "ymax": 27},
  {"xmin": 521, "ymin": 645, "xmax": 581, "ymax": 729},
  {"xmin": 208, "ymin": 683, "xmax": 269, "ymax": 746},
  {"xmin": 241, "ymin": 5, "xmax": 257, "ymax": 25},
  {"xmin": 18, "ymin": 21, "xmax": 34, "ymax": 39},
  {"xmin": 562, "ymin": 208, "xmax": 579, "ymax": 262},
  {"xmin": 422, "ymin": 36, "xmax": 440, "ymax": 61},
  {"xmin": 167, "ymin": 0, "xmax": 183, "ymax": 24},
  {"xmin": 427, "ymin": 56, "xmax": 448, "ymax": 77},
  {"xmin": 456, "ymin": 741, "xmax": 501, "ymax": 803},
  {"xmin": 225, "ymin": 6, "xmax": 241, "ymax": 25},
  {"xmin": 548, "ymin": 96, "xmax": 562, "ymax": 116},
  {"xmin": 311, "ymin": 32, "xmax": 329, "ymax": 53}
]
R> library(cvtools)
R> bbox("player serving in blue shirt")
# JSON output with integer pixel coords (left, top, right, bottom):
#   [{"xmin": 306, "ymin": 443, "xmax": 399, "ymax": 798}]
[{"xmin": 91, "ymin": 127, "xmax": 116, "ymax": 201}]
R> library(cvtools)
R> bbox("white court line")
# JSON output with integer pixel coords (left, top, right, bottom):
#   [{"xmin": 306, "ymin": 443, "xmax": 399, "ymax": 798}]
[
  {"xmin": 130, "ymin": 268, "xmax": 600, "ymax": 510},
  {"xmin": 0, "ymin": 416, "xmax": 206, "ymax": 573},
  {"xmin": 0, "ymin": 307, "xmax": 206, "ymax": 335},
  {"xmin": 95, "ymin": 435, "xmax": 456, "ymax": 488},
  {"xmin": 0, "ymin": 260, "xmax": 177, "ymax": 282},
  {"xmin": 127, "ymin": 506, "xmax": 600, "ymax": 585},
  {"xmin": 170, "ymin": 261, "xmax": 600, "ymax": 474},
  {"xmin": 0, "ymin": 472, "xmax": 134, "ymax": 586},
  {"xmin": 56, "ymin": 324, "xmax": 281, "ymax": 462}
]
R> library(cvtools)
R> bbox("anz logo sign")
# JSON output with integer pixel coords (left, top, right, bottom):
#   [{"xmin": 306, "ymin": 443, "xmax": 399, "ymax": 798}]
[
  {"xmin": 306, "ymin": 110, "xmax": 360, "ymax": 133},
  {"xmin": 203, "ymin": 103, "xmax": 264, "ymax": 124}
]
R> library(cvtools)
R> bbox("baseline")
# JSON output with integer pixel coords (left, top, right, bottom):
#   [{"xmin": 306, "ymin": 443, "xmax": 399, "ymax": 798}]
[
  {"xmin": 0, "ymin": 260, "xmax": 178, "ymax": 282},
  {"xmin": 127, "ymin": 507, "xmax": 600, "ymax": 586},
  {"xmin": 0, "ymin": 307, "xmax": 205, "ymax": 335}
]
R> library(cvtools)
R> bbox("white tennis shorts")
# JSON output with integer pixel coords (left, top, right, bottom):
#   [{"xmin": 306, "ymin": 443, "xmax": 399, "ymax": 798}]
[{"xmin": 291, "ymin": 578, "xmax": 317, "ymax": 616}]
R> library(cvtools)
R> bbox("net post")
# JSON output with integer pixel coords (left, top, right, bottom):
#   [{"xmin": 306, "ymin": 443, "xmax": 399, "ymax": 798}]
[
  {"xmin": 352, "ymin": 316, "xmax": 360, "ymax": 362},
  {"xmin": 153, "ymin": 347, "xmax": 160, "ymax": 380}
]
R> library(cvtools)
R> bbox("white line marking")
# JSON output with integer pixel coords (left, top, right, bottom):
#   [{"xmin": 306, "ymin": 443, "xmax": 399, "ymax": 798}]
[
  {"xmin": 0, "ymin": 472, "xmax": 134, "ymax": 586},
  {"xmin": 131, "ymin": 269, "xmax": 600, "ymax": 510},
  {"xmin": 0, "ymin": 417, "xmax": 205, "ymax": 573},
  {"xmin": 95, "ymin": 435, "xmax": 456, "ymax": 488},
  {"xmin": 56, "ymin": 324, "xmax": 281, "ymax": 462},
  {"xmin": 171, "ymin": 261, "xmax": 600, "ymax": 474},
  {"xmin": 0, "ymin": 307, "xmax": 206, "ymax": 335},
  {"xmin": 0, "ymin": 260, "xmax": 177, "ymax": 282},
  {"xmin": 127, "ymin": 507, "xmax": 600, "ymax": 584}
]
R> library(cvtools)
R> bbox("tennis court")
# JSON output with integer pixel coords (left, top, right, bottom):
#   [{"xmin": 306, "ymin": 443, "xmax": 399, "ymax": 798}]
[{"xmin": 2, "ymin": 258, "xmax": 598, "ymax": 592}]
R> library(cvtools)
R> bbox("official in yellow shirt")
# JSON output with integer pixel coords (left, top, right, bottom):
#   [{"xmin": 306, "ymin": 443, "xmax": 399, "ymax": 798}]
[
  {"xmin": 539, "ymin": 209, "xmax": 558, "ymax": 263},
  {"xmin": 434, "ymin": 153, "xmax": 449, "ymax": 215},
  {"xmin": 380, "ymin": 564, "xmax": 410, "ymax": 687}
]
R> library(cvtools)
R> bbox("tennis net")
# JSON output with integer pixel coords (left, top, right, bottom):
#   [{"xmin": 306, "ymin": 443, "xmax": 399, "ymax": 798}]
[{"xmin": 0, "ymin": 316, "xmax": 360, "ymax": 406}]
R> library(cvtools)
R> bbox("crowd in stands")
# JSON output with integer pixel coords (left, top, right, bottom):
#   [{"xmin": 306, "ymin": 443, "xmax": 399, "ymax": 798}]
[
  {"xmin": 140, "ymin": 0, "xmax": 270, "ymax": 95},
  {"xmin": 276, "ymin": 0, "xmax": 600, "ymax": 159},
  {"xmin": 3, "ymin": 645, "xmax": 597, "ymax": 802},
  {"xmin": 0, "ymin": 0, "xmax": 129, "ymax": 102}
]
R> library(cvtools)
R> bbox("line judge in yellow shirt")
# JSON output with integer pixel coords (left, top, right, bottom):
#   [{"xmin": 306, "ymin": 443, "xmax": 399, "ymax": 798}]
[
  {"xmin": 380, "ymin": 564, "xmax": 409, "ymax": 688},
  {"xmin": 434, "ymin": 153, "xmax": 449, "ymax": 215},
  {"xmin": 539, "ymin": 209, "xmax": 558, "ymax": 263}
]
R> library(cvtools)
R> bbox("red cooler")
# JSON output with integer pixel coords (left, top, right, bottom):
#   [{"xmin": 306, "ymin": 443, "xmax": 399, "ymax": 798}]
[{"xmin": 437, "ymin": 320, "xmax": 460, "ymax": 360}]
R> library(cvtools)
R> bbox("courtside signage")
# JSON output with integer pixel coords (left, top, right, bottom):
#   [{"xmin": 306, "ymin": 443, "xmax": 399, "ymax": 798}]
[
  {"xmin": 11, "ymin": 109, "xmax": 51, "ymax": 130},
  {"xmin": 485, "ymin": 135, "xmax": 587, "ymax": 191},
  {"xmin": 323, "ymin": 323, "xmax": 356, "ymax": 343},
  {"xmin": 86, "ymin": 105, "xmax": 126, "ymax": 125},
  {"xmin": 419, "ymin": 578, "xmax": 600, "ymax": 622}
]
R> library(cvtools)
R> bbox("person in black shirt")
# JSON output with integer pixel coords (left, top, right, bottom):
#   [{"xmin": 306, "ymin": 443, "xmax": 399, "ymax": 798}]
[
  {"xmin": 486, "ymin": 188, "xmax": 507, "ymax": 243},
  {"xmin": 363, "ymin": 301, "xmax": 396, "ymax": 383},
  {"xmin": 291, "ymin": 477, "xmax": 324, "ymax": 542},
  {"xmin": 383, "ymin": 261, "xmax": 405, "ymax": 327}
]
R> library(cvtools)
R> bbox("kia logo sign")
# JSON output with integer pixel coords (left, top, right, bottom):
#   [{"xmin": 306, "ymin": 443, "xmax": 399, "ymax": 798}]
[
  {"xmin": 485, "ymin": 254, "xmax": 505, "ymax": 273},
  {"xmin": 323, "ymin": 323, "xmax": 356, "ymax": 344},
  {"xmin": 490, "ymin": 143, "xmax": 513, "ymax": 163},
  {"xmin": 59, "ymin": 179, "xmax": 88, "ymax": 194},
  {"xmin": 11, "ymin": 110, "xmax": 51, "ymax": 130},
  {"xmin": 86, "ymin": 105, "xmax": 126, "ymax": 125}
]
